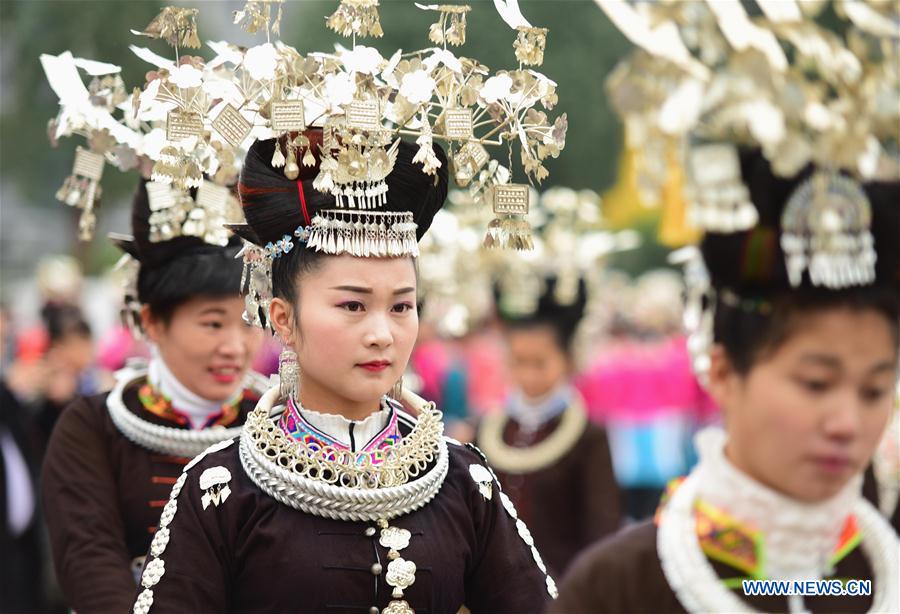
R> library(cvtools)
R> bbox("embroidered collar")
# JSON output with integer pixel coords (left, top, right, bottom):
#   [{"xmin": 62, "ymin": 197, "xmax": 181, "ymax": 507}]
[
  {"xmin": 240, "ymin": 387, "xmax": 449, "ymax": 521},
  {"xmin": 107, "ymin": 363, "xmax": 267, "ymax": 458},
  {"xmin": 666, "ymin": 486, "xmax": 861, "ymax": 579},
  {"xmin": 656, "ymin": 468, "xmax": 899, "ymax": 613},
  {"xmin": 138, "ymin": 382, "xmax": 242, "ymax": 429},
  {"xmin": 505, "ymin": 384, "xmax": 573, "ymax": 433},
  {"xmin": 279, "ymin": 396, "xmax": 401, "ymax": 464},
  {"xmin": 655, "ymin": 428, "xmax": 864, "ymax": 581}
]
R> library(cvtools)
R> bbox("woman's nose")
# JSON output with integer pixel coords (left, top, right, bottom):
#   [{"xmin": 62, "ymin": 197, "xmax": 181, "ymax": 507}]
[{"xmin": 363, "ymin": 314, "xmax": 394, "ymax": 348}]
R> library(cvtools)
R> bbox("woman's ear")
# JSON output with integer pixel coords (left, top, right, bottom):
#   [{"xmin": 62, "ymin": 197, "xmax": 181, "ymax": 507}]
[
  {"xmin": 140, "ymin": 305, "xmax": 162, "ymax": 344},
  {"xmin": 706, "ymin": 344, "xmax": 739, "ymax": 416},
  {"xmin": 269, "ymin": 297, "xmax": 296, "ymax": 346}
]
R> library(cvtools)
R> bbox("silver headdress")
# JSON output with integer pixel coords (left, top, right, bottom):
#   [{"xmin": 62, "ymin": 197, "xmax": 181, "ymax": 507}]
[
  {"xmin": 222, "ymin": 0, "xmax": 567, "ymax": 330},
  {"xmin": 597, "ymin": 0, "xmax": 899, "ymax": 291}
]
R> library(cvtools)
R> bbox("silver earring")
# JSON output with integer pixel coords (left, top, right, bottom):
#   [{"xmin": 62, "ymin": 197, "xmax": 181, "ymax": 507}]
[
  {"xmin": 389, "ymin": 377, "xmax": 404, "ymax": 401},
  {"xmin": 278, "ymin": 346, "xmax": 299, "ymax": 400}
]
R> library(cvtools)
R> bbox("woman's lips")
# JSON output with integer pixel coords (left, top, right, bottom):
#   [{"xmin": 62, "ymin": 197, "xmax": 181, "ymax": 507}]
[
  {"xmin": 209, "ymin": 366, "xmax": 241, "ymax": 384},
  {"xmin": 358, "ymin": 361, "xmax": 390, "ymax": 372},
  {"xmin": 811, "ymin": 455, "xmax": 852, "ymax": 474}
]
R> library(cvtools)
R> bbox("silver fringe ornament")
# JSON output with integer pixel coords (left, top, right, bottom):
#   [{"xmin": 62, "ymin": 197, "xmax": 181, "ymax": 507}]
[
  {"xmin": 146, "ymin": 181, "xmax": 189, "ymax": 243},
  {"xmin": 483, "ymin": 184, "xmax": 533, "ymax": 250},
  {"xmin": 114, "ymin": 253, "xmax": 144, "ymax": 339},
  {"xmin": 305, "ymin": 210, "xmax": 419, "ymax": 258},
  {"xmin": 687, "ymin": 144, "xmax": 758, "ymax": 233},
  {"xmin": 238, "ymin": 242, "xmax": 274, "ymax": 329},
  {"xmin": 55, "ymin": 146, "xmax": 105, "ymax": 241}
]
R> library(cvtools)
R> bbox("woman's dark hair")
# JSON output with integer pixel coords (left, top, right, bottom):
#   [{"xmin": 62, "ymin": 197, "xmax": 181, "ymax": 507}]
[
  {"xmin": 496, "ymin": 277, "xmax": 588, "ymax": 355},
  {"xmin": 238, "ymin": 134, "xmax": 448, "ymax": 306},
  {"xmin": 271, "ymin": 246, "xmax": 327, "ymax": 305},
  {"xmin": 713, "ymin": 286, "xmax": 900, "ymax": 375},
  {"xmin": 42, "ymin": 303, "xmax": 92, "ymax": 344},
  {"xmin": 701, "ymin": 149, "xmax": 900, "ymax": 373},
  {"xmin": 137, "ymin": 244, "xmax": 243, "ymax": 323}
]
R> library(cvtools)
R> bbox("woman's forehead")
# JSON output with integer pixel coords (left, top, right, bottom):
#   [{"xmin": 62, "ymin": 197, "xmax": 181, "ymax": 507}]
[
  {"xmin": 305, "ymin": 254, "xmax": 417, "ymax": 288},
  {"xmin": 770, "ymin": 308, "xmax": 897, "ymax": 369}
]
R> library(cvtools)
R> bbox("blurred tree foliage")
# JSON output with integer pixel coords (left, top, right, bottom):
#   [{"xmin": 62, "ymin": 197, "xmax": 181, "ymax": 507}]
[
  {"xmin": 0, "ymin": 1, "xmax": 163, "ymax": 206},
  {"xmin": 1, "ymin": 0, "xmax": 670, "ymax": 272}
]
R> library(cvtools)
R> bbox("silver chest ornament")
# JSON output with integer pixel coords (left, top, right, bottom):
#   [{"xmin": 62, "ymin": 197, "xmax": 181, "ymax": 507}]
[
  {"xmin": 199, "ymin": 466, "xmax": 232, "ymax": 509},
  {"xmin": 469, "ymin": 464, "xmax": 494, "ymax": 500},
  {"xmin": 377, "ymin": 519, "xmax": 416, "ymax": 613},
  {"xmin": 385, "ymin": 558, "xmax": 417, "ymax": 599}
]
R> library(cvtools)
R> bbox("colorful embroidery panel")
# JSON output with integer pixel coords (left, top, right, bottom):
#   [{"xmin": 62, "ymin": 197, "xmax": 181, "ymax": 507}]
[
  {"xmin": 694, "ymin": 499, "xmax": 765, "ymax": 579},
  {"xmin": 138, "ymin": 383, "xmax": 242, "ymax": 428},
  {"xmin": 830, "ymin": 515, "xmax": 862, "ymax": 568},
  {"xmin": 279, "ymin": 397, "xmax": 401, "ymax": 465}
]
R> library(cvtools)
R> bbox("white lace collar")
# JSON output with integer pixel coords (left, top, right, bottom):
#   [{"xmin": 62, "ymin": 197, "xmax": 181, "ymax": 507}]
[
  {"xmin": 147, "ymin": 347, "xmax": 242, "ymax": 430},
  {"xmin": 694, "ymin": 427, "xmax": 861, "ymax": 580},
  {"xmin": 657, "ymin": 427, "xmax": 899, "ymax": 613},
  {"xmin": 294, "ymin": 400, "xmax": 391, "ymax": 452}
]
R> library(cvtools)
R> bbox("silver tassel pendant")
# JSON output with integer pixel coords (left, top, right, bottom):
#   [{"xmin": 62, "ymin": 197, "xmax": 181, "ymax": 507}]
[{"xmin": 278, "ymin": 347, "xmax": 299, "ymax": 401}]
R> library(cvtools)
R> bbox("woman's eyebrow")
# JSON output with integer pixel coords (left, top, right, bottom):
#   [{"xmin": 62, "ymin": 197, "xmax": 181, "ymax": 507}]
[
  {"xmin": 797, "ymin": 353, "xmax": 841, "ymax": 368},
  {"xmin": 329, "ymin": 286, "xmax": 416, "ymax": 295},
  {"xmin": 197, "ymin": 306, "xmax": 227, "ymax": 315},
  {"xmin": 866, "ymin": 361, "xmax": 897, "ymax": 376},
  {"xmin": 797, "ymin": 354, "xmax": 897, "ymax": 376}
]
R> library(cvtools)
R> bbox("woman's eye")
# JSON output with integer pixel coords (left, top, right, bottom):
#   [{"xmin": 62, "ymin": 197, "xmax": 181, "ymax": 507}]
[
  {"xmin": 340, "ymin": 301, "xmax": 365, "ymax": 312},
  {"xmin": 797, "ymin": 378, "xmax": 830, "ymax": 394},
  {"xmin": 392, "ymin": 303, "xmax": 414, "ymax": 313},
  {"xmin": 202, "ymin": 321, "xmax": 224, "ymax": 330},
  {"xmin": 860, "ymin": 387, "xmax": 888, "ymax": 403}
]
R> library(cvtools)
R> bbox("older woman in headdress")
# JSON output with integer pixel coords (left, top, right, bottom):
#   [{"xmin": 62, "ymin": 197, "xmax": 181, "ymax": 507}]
[{"xmin": 42, "ymin": 179, "xmax": 265, "ymax": 612}]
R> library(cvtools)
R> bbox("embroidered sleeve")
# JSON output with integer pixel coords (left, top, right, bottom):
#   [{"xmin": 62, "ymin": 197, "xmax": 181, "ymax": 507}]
[
  {"xmin": 459, "ymin": 441, "xmax": 556, "ymax": 613},
  {"xmin": 133, "ymin": 440, "xmax": 235, "ymax": 614}
]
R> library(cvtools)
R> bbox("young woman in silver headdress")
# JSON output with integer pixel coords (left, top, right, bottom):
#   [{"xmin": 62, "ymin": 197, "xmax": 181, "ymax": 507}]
[{"xmin": 130, "ymin": 133, "xmax": 555, "ymax": 614}]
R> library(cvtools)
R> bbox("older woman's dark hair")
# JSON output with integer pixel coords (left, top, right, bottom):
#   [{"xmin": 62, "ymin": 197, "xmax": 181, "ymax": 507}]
[
  {"xmin": 127, "ymin": 180, "xmax": 244, "ymax": 323},
  {"xmin": 701, "ymin": 150, "xmax": 900, "ymax": 374},
  {"xmin": 136, "ymin": 245, "xmax": 243, "ymax": 323}
]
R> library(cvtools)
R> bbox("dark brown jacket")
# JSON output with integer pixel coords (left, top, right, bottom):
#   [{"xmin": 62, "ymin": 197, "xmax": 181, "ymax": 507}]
[
  {"xmin": 41, "ymin": 378, "xmax": 256, "ymax": 613},
  {"xmin": 551, "ymin": 520, "xmax": 876, "ymax": 614},
  {"xmin": 134, "ymin": 435, "xmax": 553, "ymax": 613},
  {"xmin": 477, "ymin": 414, "xmax": 621, "ymax": 577}
]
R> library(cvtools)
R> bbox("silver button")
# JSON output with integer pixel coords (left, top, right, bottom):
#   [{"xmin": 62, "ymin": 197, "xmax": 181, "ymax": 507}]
[
  {"xmin": 370, "ymin": 563, "xmax": 383, "ymax": 575},
  {"xmin": 369, "ymin": 608, "xmax": 380, "ymax": 614},
  {"xmin": 365, "ymin": 527, "xmax": 377, "ymax": 537}
]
